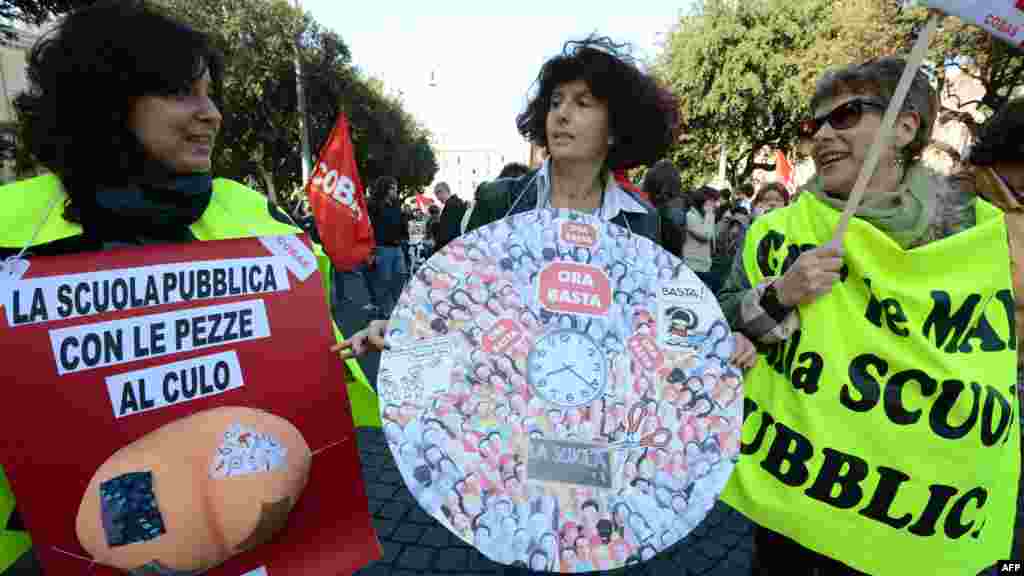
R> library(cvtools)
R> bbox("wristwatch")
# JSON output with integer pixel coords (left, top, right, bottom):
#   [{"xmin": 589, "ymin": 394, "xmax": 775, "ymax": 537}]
[{"xmin": 761, "ymin": 280, "xmax": 793, "ymax": 323}]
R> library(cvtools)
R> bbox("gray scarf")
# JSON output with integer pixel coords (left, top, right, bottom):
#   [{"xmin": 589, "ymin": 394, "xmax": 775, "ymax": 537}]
[{"xmin": 806, "ymin": 164, "xmax": 937, "ymax": 249}]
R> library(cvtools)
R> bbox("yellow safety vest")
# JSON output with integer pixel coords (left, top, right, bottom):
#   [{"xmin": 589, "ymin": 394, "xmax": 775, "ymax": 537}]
[
  {"xmin": 0, "ymin": 174, "xmax": 380, "ymax": 572},
  {"xmin": 721, "ymin": 192, "xmax": 1019, "ymax": 576}
]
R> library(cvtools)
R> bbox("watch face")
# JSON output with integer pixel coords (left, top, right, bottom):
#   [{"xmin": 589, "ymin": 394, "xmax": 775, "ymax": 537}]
[{"xmin": 527, "ymin": 329, "xmax": 607, "ymax": 407}]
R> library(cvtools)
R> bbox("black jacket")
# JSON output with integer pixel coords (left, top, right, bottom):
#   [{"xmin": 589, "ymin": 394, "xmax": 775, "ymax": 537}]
[
  {"xmin": 657, "ymin": 197, "xmax": 688, "ymax": 258},
  {"xmin": 436, "ymin": 196, "xmax": 468, "ymax": 250},
  {"xmin": 465, "ymin": 170, "xmax": 661, "ymax": 243},
  {"xmin": 369, "ymin": 199, "xmax": 407, "ymax": 246}
]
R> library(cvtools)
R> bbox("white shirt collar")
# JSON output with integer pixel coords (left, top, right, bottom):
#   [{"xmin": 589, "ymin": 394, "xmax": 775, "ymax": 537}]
[{"xmin": 535, "ymin": 159, "xmax": 647, "ymax": 221}]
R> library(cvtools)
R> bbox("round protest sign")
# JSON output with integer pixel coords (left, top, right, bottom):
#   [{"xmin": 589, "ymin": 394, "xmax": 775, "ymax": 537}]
[{"xmin": 378, "ymin": 209, "xmax": 743, "ymax": 572}]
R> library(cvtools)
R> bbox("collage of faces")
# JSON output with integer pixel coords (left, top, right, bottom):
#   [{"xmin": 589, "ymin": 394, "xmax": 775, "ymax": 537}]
[{"xmin": 379, "ymin": 209, "xmax": 744, "ymax": 572}]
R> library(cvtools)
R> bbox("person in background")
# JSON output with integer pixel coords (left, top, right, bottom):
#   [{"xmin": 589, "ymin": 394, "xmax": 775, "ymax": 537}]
[
  {"xmin": 683, "ymin": 185, "xmax": 719, "ymax": 291},
  {"xmin": 399, "ymin": 202, "xmax": 414, "ymax": 278},
  {"xmin": 735, "ymin": 182, "xmax": 755, "ymax": 212},
  {"xmin": 711, "ymin": 207, "xmax": 749, "ymax": 296},
  {"xmin": 963, "ymin": 98, "xmax": 1024, "ymax": 565},
  {"xmin": 367, "ymin": 175, "xmax": 408, "ymax": 318},
  {"xmin": 751, "ymin": 181, "xmax": 789, "ymax": 218},
  {"xmin": 426, "ymin": 204, "xmax": 441, "ymax": 254},
  {"xmin": 498, "ymin": 162, "xmax": 530, "ymax": 180},
  {"xmin": 433, "ymin": 181, "xmax": 468, "ymax": 250},
  {"xmin": 641, "ymin": 159, "xmax": 687, "ymax": 258},
  {"xmin": 461, "ymin": 163, "xmax": 533, "ymax": 235}
]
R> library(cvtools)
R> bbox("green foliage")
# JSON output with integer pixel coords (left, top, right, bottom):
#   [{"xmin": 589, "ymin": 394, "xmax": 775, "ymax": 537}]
[
  {"xmin": 0, "ymin": 0, "xmax": 96, "ymax": 44},
  {"xmin": 159, "ymin": 0, "xmax": 437, "ymax": 203},
  {"xmin": 7, "ymin": 0, "xmax": 437, "ymax": 199},
  {"xmin": 655, "ymin": 0, "xmax": 1024, "ymax": 188},
  {"xmin": 655, "ymin": 0, "xmax": 830, "ymax": 189}
]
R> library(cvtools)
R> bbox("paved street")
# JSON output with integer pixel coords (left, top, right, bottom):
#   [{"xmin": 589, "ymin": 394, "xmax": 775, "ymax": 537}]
[{"xmin": 353, "ymin": 428, "xmax": 754, "ymax": 576}]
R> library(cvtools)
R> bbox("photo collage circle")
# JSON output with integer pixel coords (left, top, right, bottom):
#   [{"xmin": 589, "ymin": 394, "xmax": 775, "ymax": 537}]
[{"xmin": 378, "ymin": 208, "xmax": 744, "ymax": 572}]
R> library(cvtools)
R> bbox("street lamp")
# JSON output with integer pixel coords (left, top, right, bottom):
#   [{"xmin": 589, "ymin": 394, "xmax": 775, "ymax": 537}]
[{"xmin": 293, "ymin": 0, "xmax": 312, "ymax": 186}]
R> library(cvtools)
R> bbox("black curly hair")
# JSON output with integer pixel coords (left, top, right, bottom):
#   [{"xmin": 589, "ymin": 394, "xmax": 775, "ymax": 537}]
[
  {"xmin": 516, "ymin": 35, "xmax": 680, "ymax": 171},
  {"xmin": 968, "ymin": 98, "xmax": 1024, "ymax": 166},
  {"xmin": 641, "ymin": 159, "xmax": 683, "ymax": 207},
  {"xmin": 16, "ymin": 0, "xmax": 223, "ymax": 192}
]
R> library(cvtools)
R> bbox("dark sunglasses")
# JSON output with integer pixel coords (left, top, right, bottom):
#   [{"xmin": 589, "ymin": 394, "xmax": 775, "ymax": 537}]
[{"xmin": 799, "ymin": 98, "xmax": 885, "ymax": 139}]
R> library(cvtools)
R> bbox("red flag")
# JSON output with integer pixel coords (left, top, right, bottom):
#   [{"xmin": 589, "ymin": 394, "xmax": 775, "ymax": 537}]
[
  {"xmin": 306, "ymin": 113, "xmax": 375, "ymax": 271},
  {"xmin": 415, "ymin": 193, "xmax": 435, "ymax": 212},
  {"xmin": 775, "ymin": 150, "xmax": 794, "ymax": 191}
]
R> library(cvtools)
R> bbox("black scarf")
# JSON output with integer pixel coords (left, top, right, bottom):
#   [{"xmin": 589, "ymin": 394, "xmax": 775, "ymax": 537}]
[{"xmin": 74, "ymin": 174, "xmax": 213, "ymax": 244}]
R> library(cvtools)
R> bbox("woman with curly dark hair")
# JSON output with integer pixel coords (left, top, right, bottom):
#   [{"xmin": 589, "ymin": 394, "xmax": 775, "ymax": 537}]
[
  {"xmin": 464, "ymin": 35, "xmax": 680, "ymax": 242},
  {"xmin": 344, "ymin": 36, "xmax": 752, "ymax": 360}
]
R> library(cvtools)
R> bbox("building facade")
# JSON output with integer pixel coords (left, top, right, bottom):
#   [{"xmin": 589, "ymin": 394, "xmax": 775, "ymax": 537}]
[{"xmin": 429, "ymin": 147, "xmax": 512, "ymax": 201}]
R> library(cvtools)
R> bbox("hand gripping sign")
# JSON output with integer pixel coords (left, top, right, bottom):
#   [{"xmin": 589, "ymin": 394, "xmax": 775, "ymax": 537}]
[
  {"xmin": 377, "ymin": 208, "xmax": 745, "ymax": 572},
  {"xmin": 0, "ymin": 236, "xmax": 379, "ymax": 576}
]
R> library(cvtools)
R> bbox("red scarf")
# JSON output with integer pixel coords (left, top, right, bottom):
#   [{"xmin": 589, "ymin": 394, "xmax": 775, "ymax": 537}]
[{"xmin": 613, "ymin": 168, "xmax": 649, "ymax": 203}]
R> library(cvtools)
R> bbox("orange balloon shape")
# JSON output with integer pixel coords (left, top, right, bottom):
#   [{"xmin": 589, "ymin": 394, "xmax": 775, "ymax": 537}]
[{"xmin": 75, "ymin": 406, "xmax": 311, "ymax": 574}]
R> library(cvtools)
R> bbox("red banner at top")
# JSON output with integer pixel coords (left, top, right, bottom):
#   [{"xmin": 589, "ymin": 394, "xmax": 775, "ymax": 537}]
[{"xmin": 306, "ymin": 114, "xmax": 375, "ymax": 272}]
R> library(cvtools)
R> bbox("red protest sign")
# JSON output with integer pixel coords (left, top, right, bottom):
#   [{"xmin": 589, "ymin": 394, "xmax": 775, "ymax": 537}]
[
  {"xmin": 0, "ymin": 236, "xmax": 379, "ymax": 576},
  {"xmin": 307, "ymin": 113, "xmax": 375, "ymax": 272}
]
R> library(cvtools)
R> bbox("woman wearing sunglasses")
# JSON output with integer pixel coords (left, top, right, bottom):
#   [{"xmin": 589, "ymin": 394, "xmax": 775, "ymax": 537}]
[
  {"xmin": 720, "ymin": 57, "xmax": 974, "ymax": 349},
  {"xmin": 719, "ymin": 57, "xmax": 983, "ymax": 574}
]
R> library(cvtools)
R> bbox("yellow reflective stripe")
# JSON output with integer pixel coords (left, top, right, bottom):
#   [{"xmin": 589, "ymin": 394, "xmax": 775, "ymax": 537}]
[
  {"xmin": 0, "ymin": 468, "xmax": 30, "ymax": 572},
  {"xmin": 316, "ymin": 244, "xmax": 381, "ymax": 429}
]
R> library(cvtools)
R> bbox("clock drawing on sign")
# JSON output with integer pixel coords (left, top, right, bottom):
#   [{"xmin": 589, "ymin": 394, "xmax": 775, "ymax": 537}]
[{"xmin": 527, "ymin": 328, "xmax": 607, "ymax": 407}]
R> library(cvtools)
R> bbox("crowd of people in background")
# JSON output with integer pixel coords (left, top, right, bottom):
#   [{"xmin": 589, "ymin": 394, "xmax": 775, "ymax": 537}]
[{"xmin": 333, "ymin": 157, "xmax": 798, "ymax": 324}]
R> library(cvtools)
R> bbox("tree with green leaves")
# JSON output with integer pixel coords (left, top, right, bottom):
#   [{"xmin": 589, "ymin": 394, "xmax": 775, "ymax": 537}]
[
  {"xmin": 159, "ymin": 0, "xmax": 436, "ymax": 206},
  {"xmin": 11, "ymin": 0, "xmax": 437, "ymax": 204},
  {"xmin": 797, "ymin": 1, "xmax": 1024, "ymax": 136},
  {"xmin": 655, "ymin": 0, "xmax": 1023, "ymax": 188},
  {"xmin": 655, "ymin": 0, "xmax": 833, "ymax": 189},
  {"xmin": 0, "ymin": 0, "xmax": 95, "ymax": 44}
]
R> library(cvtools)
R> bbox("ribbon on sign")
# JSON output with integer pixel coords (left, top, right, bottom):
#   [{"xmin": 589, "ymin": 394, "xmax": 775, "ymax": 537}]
[
  {"xmin": 306, "ymin": 113, "xmax": 375, "ymax": 272},
  {"xmin": 926, "ymin": 0, "xmax": 1024, "ymax": 47},
  {"xmin": 833, "ymin": 1, "xmax": 1022, "ymax": 245}
]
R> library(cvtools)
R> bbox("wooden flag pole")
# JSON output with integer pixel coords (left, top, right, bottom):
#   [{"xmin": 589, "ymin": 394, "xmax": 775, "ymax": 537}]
[{"xmin": 829, "ymin": 12, "xmax": 941, "ymax": 248}]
